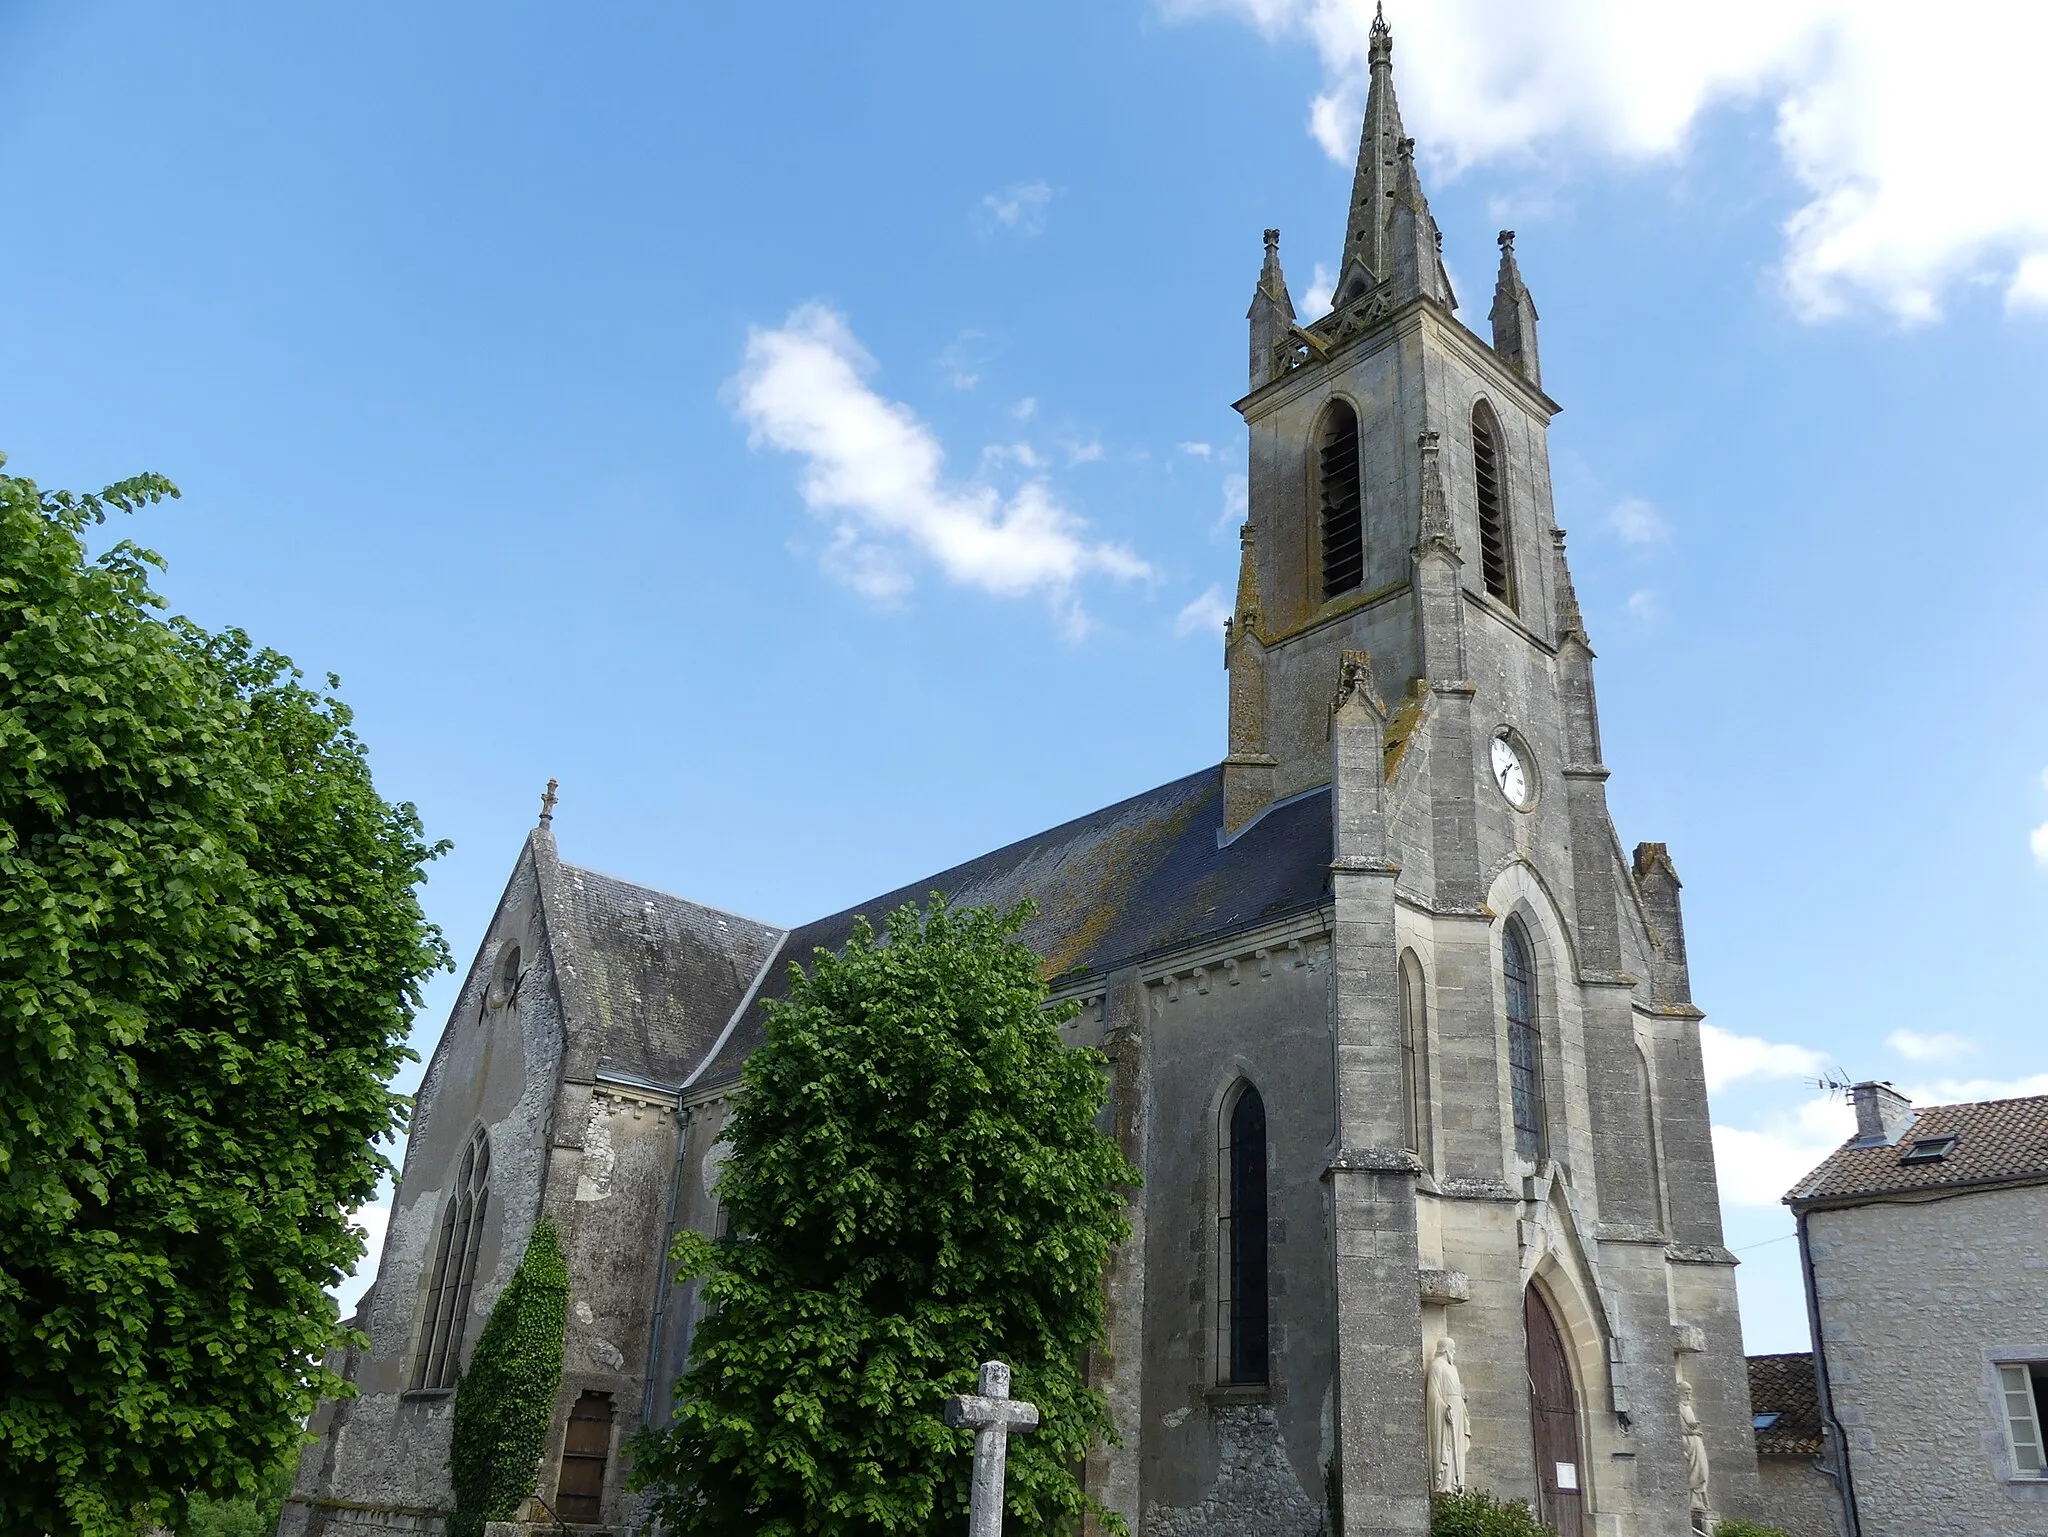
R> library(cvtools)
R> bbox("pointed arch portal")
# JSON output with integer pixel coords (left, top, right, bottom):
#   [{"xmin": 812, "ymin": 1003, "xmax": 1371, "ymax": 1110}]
[{"xmin": 1524, "ymin": 1284, "xmax": 1585, "ymax": 1537}]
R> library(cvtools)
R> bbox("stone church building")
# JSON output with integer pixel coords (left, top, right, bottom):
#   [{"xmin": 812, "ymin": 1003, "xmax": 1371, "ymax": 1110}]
[{"xmin": 282, "ymin": 16, "xmax": 1768, "ymax": 1535}]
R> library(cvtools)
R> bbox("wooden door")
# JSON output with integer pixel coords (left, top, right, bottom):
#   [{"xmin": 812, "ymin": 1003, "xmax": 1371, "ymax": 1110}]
[
  {"xmin": 555, "ymin": 1391, "xmax": 614, "ymax": 1523},
  {"xmin": 1524, "ymin": 1286, "xmax": 1584, "ymax": 1537}
]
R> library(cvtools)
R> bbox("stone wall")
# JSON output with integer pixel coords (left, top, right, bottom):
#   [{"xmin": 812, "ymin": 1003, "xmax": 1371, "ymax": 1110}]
[
  {"xmin": 1808, "ymin": 1184, "xmax": 2048, "ymax": 1535},
  {"xmin": 1756, "ymin": 1455, "xmax": 1846, "ymax": 1537}
]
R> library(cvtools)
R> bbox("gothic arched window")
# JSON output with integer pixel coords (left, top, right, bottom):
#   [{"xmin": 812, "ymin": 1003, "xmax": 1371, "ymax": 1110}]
[
  {"xmin": 412, "ymin": 1126, "xmax": 492, "ymax": 1391},
  {"xmin": 1400, "ymin": 950, "xmax": 1432, "ymax": 1170},
  {"xmin": 1319, "ymin": 401, "xmax": 1364, "ymax": 600},
  {"xmin": 1472, "ymin": 403, "xmax": 1514, "ymax": 607},
  {"xmin": 1220, "ymin": 1082, "xmax": 1269, "ymax": 1384},
  {"xmin": 1503, "ymin": 920, "xmax": 1544, "ymax": 1162}
]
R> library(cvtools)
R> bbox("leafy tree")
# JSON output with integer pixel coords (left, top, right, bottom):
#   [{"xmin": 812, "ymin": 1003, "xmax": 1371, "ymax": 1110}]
[
  {"xmin": 447, "ymin": 1221, "xmax": 570, "ymax": 1537},
  {"xmin": 176, "ymin": 1463, "xmax": 295, "ymax": 1537},
  {"xmin": 0, "ymin": 456, "xmax": 448, "ymax": 1536},
  {"xmin": 1714, "ymin": 1522, "xmax": 1794, "ymax": 1537},
  {"xmin": 631, "ymin": 897, "xmax": 1140, "ymax": 1537},
  {"xmin": 1430, "ymin": 1489, "xmax": 1556, "ymax": 1537}
]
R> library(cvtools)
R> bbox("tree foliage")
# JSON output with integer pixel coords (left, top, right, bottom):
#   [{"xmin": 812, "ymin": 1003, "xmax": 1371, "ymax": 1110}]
[
  {"xmin": 1714, "ymin": 1522, "xmax": 1794, "ymax": 1537},
  {"xmin": 631, "ymin": 897, "xmax": 1140, "ymax": 1536},
  {"xmin": 1430, "ymin": 1489, "xmax": 1557, "ymax": 1537},
  {"xmin": 448, "ymin": 1220, "xmax": 569, "ymax": 1537},
  {"xmin": 0, "ymin": 456, "xmax": 449, "ymax": 1536}
]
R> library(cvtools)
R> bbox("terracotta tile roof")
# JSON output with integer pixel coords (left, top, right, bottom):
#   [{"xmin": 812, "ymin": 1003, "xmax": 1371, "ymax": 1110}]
[
  {"xmin": 1786, "ymin": 1094, "xmax": 2048, "ymax": 1206},
  {"xmin": 1747, "ymin": 1353, "xmax": 1823, "ymax": 1457}
]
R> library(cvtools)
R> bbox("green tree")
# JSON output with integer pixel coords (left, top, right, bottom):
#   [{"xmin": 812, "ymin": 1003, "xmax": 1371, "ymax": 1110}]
[
  {"xmin": 447, "ymin": 1221, "xmax": 570, "ymax": 1537},
  {"xmin": 1714, "ymin": 1522, "xmax": 1794, "ymax": 1537},
  {"xmin": 0, "ymin": 456, "xmax": 448, "ymax": 1536},
  {"xmin": 1429, "ymin": 1489, "xmax": 1556, "ymax": 1537},
  {"xmin": 631, "ymin": 897, "xmax": 1140, "ymax": 1537}
]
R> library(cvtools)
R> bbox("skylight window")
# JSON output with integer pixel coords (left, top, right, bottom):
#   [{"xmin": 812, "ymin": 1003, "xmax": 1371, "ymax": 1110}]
[
  {"xmin": 1752, "ymin": 1412, "xmax": 1781, "ymax": 1431},
  {"xmin": 1900, "ymin": 1135, "xmax": 1959, "ymax": 1164}
]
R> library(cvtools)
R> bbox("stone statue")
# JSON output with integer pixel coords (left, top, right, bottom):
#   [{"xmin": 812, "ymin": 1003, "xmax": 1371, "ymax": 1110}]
[
  {"xmin": 1425, "ymin": 1337, "xmax": 1470, "ymax": 1492},
  {"xmin": 1677, "ymin": 1377, "xmax": 1711, "ymax": 1511}
]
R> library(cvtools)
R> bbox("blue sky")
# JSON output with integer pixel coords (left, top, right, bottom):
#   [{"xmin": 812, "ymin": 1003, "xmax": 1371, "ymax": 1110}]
[{"xmin": 4, "ymin": 1, "xmax": 2045, "ymax": 1353}]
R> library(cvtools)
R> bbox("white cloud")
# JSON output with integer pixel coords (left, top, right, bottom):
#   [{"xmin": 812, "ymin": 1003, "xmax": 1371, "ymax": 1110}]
[
  {"xmin": 1179, "ymin": 441, "xmax": 1216, "ymax": 458},
  {"xmin": 982, "ymin": 180, "xmax": 1055, "ymax": 234},
  {"xmin": 982, "ymin": 441, "xmax": 1046, "ymax": 472},
  {"xmin": 1699, "ymin": 1022, "xmax": 1828, "ymax": 1093},
  {"xmin": 1902, "ymin": 1072, "xmax": 2048, "ymax": 1106},
  {"xmin": 733, "ymin": 304, "xmax": 1151, "ymax": 624},
  {"xmin": 1174, "ymin": 0, "xmax": 2048, "ymax": 323},
  {"xmin": 1223, "ymin": 472, "xmax": 1249, "ymax": 519},
  {"xmin": 1301, "ymin": 261, "xmax": 1335, "ymax": 319},
  {"xmin": 1625, "ymin": 587, "xmax": 1660, "ymax": 623},
  {"xmin": 1065, "ymin": 440, "xmax": 1107, "ymax": 465},
  {"xmin": 2031, "ymin": 820, "xmax": 2048, "ymax": 869},
  {"xmin": 1885, "ymin": 1027, "xmax": 1975, "ymax": 1064},
  {"xmin": 1712, "ymin": 1092, "xmax": 1854, "ymax": 1207},
  {"xmin": 332, "ymin": 1200, "xmax": 390, "ymax": 1320},
  {"xmin": 1608, "ymin": 495, "xmax": 1671, "ymax": 545},
  {"xmin": 1175, "ymin": 585, "xmax": 1233, "ymax": 638},
  {"xmin": 1012, "ymin": 397, "xmax": 1038, "ymax": 420}
]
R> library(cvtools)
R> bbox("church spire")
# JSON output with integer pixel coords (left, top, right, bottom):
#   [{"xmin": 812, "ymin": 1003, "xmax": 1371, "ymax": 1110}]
[
  {"xmin": 1246, "ymin": 227, "xmax": 1297, "ymax": 390},
  {"xmin": 1489, "ymin": 230, "xmax": 1541, "ymax": 386},
  {"xmin": 1334, "ymin": 7, "xmax": 1453, "ymax": 311},
  {"xmin": 1334, "ymin": 5, "xmax": 1403, "ymax": 308}
]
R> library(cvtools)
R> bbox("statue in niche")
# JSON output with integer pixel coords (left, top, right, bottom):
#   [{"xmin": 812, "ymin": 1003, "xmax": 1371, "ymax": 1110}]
[
  {"xmin": 1425, "ymin": 1336, "xmax": 1470, "ymax": 1492},
  {"xmin": 1678, "ymin": 1377, "xmax": 1711, "ymax": 1514}
]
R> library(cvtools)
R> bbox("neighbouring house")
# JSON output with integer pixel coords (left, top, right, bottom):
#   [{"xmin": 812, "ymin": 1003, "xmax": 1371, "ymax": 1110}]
[
  {"xmin": 1786, "ymin": 1083, "xmax": 2048, "ymax": 1536},
  {"xmin": 279, "ymin": 14, "xmax": 1775, "ymax": 1535},
  {"xmin": 1746, "ymin": 1352, "xmax": 1844, "ymax": 1537}
]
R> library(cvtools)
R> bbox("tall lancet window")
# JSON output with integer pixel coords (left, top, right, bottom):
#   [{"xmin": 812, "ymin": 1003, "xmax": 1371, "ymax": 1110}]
[
  {"xmin": 413, "ymin": 1126, "xmax": 492, "ymax": 1391},
  {"xmin": 1318, "ymin": 401, "xmax": 1364, "ymax": 599},
  {"xmin": 1472, "ymin": 404, "xmax": 1514, "ymax": 607},
  {"xmin": 1503, "ymin": 920, "xmax": 1545, "ymax": 1162},
  {"xmin": 1400, "ymin": 951, "xmax": 1432, "ymax": 1171},
  {"xmin": 1219, "ymin": 1082, "xmax": 1270, "ymax": 1384}
]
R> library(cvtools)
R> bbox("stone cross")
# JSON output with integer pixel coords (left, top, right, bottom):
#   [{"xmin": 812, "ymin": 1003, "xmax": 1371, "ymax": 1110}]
[{"xmin": 943, "ymin": 1360, "xmax": 1040, "ymax": 1537}]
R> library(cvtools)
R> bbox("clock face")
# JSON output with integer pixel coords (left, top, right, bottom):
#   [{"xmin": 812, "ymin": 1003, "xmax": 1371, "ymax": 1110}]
[{"xmin": 1490, "ymin": 733, "xmax": 1532, "ymax": 809}]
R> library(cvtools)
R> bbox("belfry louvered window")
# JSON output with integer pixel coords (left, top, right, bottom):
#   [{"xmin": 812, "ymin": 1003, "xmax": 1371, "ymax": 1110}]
[
  {"xmin": 1319, "ymin": 401, "xmax": 1364, "ymax": 600},
  {"xmin": 1219, "ymin": 1082, "xmax": 1269, "ymax": 1384},
  {"xmin": 1503, "ymin": 920, "xmax": 1545, "ymax": 1162},
  {"xmin": 412, "ymin": 1126, "xmax": 491, "ymax": 1391},
  {"xmin": 1472, "ymin": 405, "xmax": 1513, "ymax": 607}
]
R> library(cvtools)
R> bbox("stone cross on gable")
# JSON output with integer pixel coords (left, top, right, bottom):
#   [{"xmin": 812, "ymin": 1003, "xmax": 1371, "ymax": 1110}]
[{"xmin": 942, "ymin": 1360, "xmax": 1039, "ymax": 1537}]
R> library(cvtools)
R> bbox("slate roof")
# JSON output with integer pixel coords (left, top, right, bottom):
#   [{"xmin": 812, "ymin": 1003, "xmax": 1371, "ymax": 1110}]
[
  {"xmin": 1786, "ymin": 1094, "xmax": 2048, "ymax": 1207},
  {"xmin": 554, "ymin": 863, "xmax": 784, "ymax": 1088},
  {"xmin": 1747, "ymin": 1353, "xmax": 1823, "ymax": 1457},
  {"xmin": 692, "ymin": 765, "xmax": 1333, "ymax": 1088}
]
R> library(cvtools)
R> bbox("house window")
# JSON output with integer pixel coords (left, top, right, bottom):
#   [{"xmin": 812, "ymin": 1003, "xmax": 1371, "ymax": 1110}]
[
  {"xmin": 412, "ymin": 1126, "xmax": 491, "ymax": 1391},
  {"xmin": 555, "ymin": 1391, "xmax": 616, "ymax": 1521},
  {"xmin": 1219, "ymin": 1082, "xmax": 1269, "ymax": 1384},
  {"xmin": 1900, "ymin": 1134, "xmax": 1958, "ymax": 1164},
  {"xmin": 2000, "ymin": 1363, "xmax": 2048, "ymax": 1477},
  {"xmin": 1319, "ymin": 402, "xmax": 1364, "ymax": 600},
  {"xmin": 1472, "ymin": 404, "xmax": 1513, "ymax": 607},
  {"xmin": 1503, "ymin": 919, "xmax": 1544, "ymax": 1162}
]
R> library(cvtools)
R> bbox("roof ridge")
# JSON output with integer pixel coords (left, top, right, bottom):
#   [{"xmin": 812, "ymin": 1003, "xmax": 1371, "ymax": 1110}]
[{"xmin": 560, "ymin": 859, "xmax": 785, "ymax": 934}]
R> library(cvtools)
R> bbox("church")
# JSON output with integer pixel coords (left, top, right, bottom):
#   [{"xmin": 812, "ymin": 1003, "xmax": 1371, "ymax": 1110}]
[{"xmin": 281, "ymin": 15, "xmax": 1767, "ymax": 1535}]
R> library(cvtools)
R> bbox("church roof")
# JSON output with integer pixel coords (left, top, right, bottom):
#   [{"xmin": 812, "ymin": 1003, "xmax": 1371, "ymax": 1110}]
[
  {"xmin": 692, "ymin": 765, "xmax": 1333, "ymax": 1089},
  {"xmin": 1746, "ymin": 1353, "xmax": 1824, "ymax": 1457},
  {"xmin": 553, "ymin": 862, "xmax": 784, "ymax": 1089},
  {"xmin": 1786, "ymin": 1094, "xmax": 2048, "ymax": 1207}
]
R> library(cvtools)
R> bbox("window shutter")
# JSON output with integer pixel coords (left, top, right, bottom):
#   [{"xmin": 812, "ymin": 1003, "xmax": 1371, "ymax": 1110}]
[{"xmin": 2002, "ymin": 1364, "xmax": 2045, "ymax": 1475}]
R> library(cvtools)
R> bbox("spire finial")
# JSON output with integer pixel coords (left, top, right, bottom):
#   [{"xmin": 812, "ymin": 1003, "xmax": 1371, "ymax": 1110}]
[
  {"xmin": 1371, "ymin": 2, "xmax": 1390, "ymax": 42},
  {"xmin": 1264, "ymin": 226, "xmax": 1279, "ymax": 253},
  {"xmin": 1499, "ymin": 229, "xmax": 1516, "ymax": 253},
  {"xmin": 1490, "ymin": 228, "xmax": 1541, "ymax": 384},
  {"xmin": 538, "ymin": 777, "xmax": 559, "ymax": 829}
]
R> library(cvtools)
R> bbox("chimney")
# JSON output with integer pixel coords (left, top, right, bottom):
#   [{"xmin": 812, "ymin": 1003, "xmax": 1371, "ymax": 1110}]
[{"xmin": 1850, "ymin": 1081, "xmax": 1913, "ymax": 1147}]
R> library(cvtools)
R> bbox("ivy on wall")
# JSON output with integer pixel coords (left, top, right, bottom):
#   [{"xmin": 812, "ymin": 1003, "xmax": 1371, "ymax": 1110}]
[{"xmin": 448, "ymin": 1220, "xmax": 569, "ymax": 1537}]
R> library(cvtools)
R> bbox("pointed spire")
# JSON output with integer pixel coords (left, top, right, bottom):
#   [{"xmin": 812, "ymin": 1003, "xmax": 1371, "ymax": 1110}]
[
  {"xmin": 1490, "ymin": 230, "xmax": 1541, "ymax": 386},
  {"xmin": 1246, "ymin": 228, "xmax": 1297, "ymax": 390},
  {"xmin": 1414, "ymin": 431, "xmax": 1459, "ymax": 561},
  {"xmin": 1232, "ymin": 518, "xmax": 1263, "ymax": 635},
  {"xmin": 1550, "ymin": 527, "xmax": 1588, "ymax": 646},
  {"xmin": 1335, "ymin": 4, "xmax": 1404, "ymax": 307},
  {"xmin": 1385, "ymin": 136, "xmax": 1455, "ymax": 308}
]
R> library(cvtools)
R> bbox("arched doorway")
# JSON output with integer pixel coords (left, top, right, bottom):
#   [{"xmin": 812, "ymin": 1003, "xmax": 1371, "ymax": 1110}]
[{"xmin": 1524, "ymin": 1285, "xmax": 1584, "ymax": 1537}]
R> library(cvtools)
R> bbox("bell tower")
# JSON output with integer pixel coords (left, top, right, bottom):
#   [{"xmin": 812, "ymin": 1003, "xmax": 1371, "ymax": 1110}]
[{"xmin": 1221, "ymin": 5, "xmax": 1569, "ymax": 838}]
